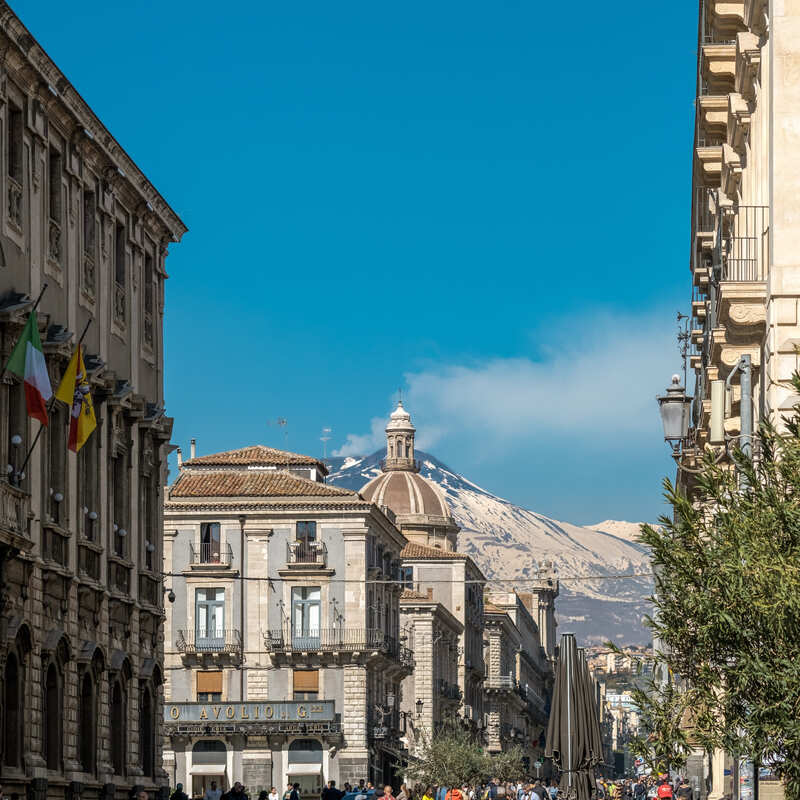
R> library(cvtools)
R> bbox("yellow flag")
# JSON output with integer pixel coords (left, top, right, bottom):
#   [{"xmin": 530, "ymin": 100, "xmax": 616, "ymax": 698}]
[{"xmin": 55, "ymin": 345, "xmax": 96, "ymax": 452}]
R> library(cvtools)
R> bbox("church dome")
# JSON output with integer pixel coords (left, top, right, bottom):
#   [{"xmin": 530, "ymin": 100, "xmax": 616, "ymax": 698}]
[{"xmin": 361, "ymin": 470, "xmax": 451, "ymax": 520}]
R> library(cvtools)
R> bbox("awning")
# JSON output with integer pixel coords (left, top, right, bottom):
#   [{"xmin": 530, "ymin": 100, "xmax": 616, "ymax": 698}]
[
  {"xmin": 287, "ymin": 765, "xmax": 322, "ymax": 775},
  {"xmin": 190, "ymin": 765, "xmax": 227, "ymax": 776}
]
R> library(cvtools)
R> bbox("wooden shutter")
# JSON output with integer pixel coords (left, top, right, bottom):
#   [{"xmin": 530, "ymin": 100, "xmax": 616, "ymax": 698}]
[
  {"xmin": 293, "ymin": 669, "xmax": 319, "ymax": 692},
  {"xmin": 197, "ymin": 671, "xmax": 223, "ymax": 694}
]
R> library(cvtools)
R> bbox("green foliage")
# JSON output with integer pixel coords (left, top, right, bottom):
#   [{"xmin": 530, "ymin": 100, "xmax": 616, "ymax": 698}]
[
  {"xmin": 404, "ymin": 720, "xmax": 525, "ymax": 788},
  {"xmin": 640, "ymin": 373, "xmax": 800, "ymax": 797}
]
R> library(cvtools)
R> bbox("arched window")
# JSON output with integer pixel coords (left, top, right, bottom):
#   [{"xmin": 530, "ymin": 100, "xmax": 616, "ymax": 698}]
[
  {"xmin": 110, "ymin": 679, "xmax": 127, "ymax": 775},
  {"xmin": 288, "ymin": 738, "xmax": 323, "ymax": 763},
  {"xmin": 79, "ymin": 671, "xmax": 95, "ymax": 773},
  {"xmin": 192, "ymin": 739, "xmax": 226, "ymax": 764},
  {"xmin": 139, "ymin": 685, "xmax": 154, "ymax": 778},
  {"xmin": 3, "ymin": 652, "xmax": 21, "ymax": 767},
  {"xmin": 397, "ymin": 438, "xmax": 405, "ymax": 458},
  {"xmin": 44, "ymin": 662, "xmax": 61, "ymax": 770}
]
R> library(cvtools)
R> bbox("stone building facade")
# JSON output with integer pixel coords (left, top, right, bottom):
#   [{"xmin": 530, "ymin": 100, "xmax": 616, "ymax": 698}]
[
  {"xmin": 162, "ymin": 445, "xmax": 412, "ymax": 797},
  {"xmin": 483, "ymin": 592, "xmax": 553, "ymax": 768},
  {"xmin": 0, "ymin": 6, "xmax": 185, "ymax": 800},
  {"xmin": 360, "ymin": 403, "xmax": 487, "ymax": 735},
  {"xmin": 680, "ymin": 0, "xmax": 793, "ymax": 795}
]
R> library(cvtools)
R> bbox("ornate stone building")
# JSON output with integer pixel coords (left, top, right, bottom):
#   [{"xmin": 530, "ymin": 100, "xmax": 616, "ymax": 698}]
[
  {"xmin": 162, "ymin": 445, "xmax": 412, "ymax": 796},
  {"xmin": 0, "ymin": 5, "xmax": 185, "ymax": 800},
  {"xmin": 680, "ymin": 0, "xmax": 785, "ymax": 794},
  {"xmin": 361, "ymin": 403, "xmax": 486, "ymax": 738},
  {"xmin": 483, "ymin": 591, "xmax": 553, "ymax": 768}
]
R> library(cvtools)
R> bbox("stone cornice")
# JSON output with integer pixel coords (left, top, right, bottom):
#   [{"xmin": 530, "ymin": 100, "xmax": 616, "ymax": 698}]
[
  {"xmin": 164, "ymin": 499, "xmax": 379, "ymax": 513},
  {"xmin": 0, "ymin": 4, "xmax": 187, "ymax": 243}
]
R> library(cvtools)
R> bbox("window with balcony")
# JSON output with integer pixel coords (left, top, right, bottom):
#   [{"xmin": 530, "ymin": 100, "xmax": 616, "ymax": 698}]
[
  {"xmin": 400, "ymin": 566, "xmax": 413, "ymax": 589},
  {"xmin": 143, "ymin": 251, "xmax": 155, "ymax": 349},
  {"xmin": 47, "ymin": 404, "xmax": 66, "ymax": 525},
  {"xmin": 7, "ymin": 103, "xmax": 22, "ymax": 228},
  {"xmin": 112, "ymin": 452, "xmax": 128, "ymax": 557},
  {"xmin": 201, "ymin": 522, "xmax": 222, "ymax": 563},
  {"xmin": 79, "ymin": 435, "xmax": 98, "ymax": 541},
  {"xmin": 291, "ymin": 586, "xmax": 320, "ymax": 648},
  {"xmin": 196, "ymin": 670, "xmax": 223, "ymax": 702},
  {"xmin": 196, "ymin": 588, "xmax": 225, "ymax": 649},
  {"xmin": 114, "ymin": 221, "xmax": 126, "ymax": 324}
]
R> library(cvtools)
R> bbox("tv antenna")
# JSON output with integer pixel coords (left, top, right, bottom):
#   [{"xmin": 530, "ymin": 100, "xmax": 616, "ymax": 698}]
[
  {"xmin": 676, "ymin": 311, "xmax": 690, "ymax": 388},
  {"xmin": 267, "ymin": 417, "xmax": 288, "ymax": 447},
  {"xmin": 320, "ymin": 427, "xmax": 332, "ymax": 460}
]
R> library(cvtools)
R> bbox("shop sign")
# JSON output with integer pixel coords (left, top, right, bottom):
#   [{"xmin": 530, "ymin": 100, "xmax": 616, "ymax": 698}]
[{"xmin": 164, "ymin": 700, "xmax": 335, "ymax": 723}]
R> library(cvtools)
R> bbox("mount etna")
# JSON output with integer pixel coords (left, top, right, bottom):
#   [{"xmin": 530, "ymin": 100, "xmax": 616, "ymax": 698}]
[{"xmin": 326, "ymin": 450, "xmax": 653, "ymax": 645}]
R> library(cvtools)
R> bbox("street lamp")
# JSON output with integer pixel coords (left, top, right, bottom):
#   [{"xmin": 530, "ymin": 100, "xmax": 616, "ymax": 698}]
[
  {"xmin": 416, "ymin": 698, "xmax": 424, "ymax": 718},
  {"xmin": 657, "ymin": 374, "xmax": 693, "ymax": 453}
]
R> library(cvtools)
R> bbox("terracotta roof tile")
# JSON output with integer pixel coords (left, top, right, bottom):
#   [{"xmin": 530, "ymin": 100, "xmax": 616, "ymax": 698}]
[
  {"xmin": 169, "ymin": 470, "xmax": 356, "ymax": 499},
  {"xmin": 183, "ymin": 445, "xmax": 325, "ymax": 470},
  {"xmin": 400, "ymin": 542, "xmax": 469, "ymax": 560}
]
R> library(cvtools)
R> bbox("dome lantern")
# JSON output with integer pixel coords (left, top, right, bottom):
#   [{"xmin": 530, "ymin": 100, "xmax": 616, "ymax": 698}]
[{"xmin": 383, "ymin": 400, "xmax": 419, "ymax": 472}]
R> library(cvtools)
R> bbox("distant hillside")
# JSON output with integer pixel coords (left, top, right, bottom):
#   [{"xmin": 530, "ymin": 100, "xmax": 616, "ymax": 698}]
[{"xmin": 327, "ymin": 450, "xmax": 653, "ymax": 645}]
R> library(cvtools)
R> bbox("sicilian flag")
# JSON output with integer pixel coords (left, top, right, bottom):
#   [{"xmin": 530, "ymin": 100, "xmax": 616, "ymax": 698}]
[
  {"xmin": 4, "ymin": 310, "xmax": 52, "ymax": 425},
  {"xmin": 55, "ymin": 345, "xmax": 96, "ymax": 452}
]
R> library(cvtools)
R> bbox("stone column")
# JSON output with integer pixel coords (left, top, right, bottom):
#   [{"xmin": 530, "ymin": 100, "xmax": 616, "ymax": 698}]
[{"xmin": 339, "ymin": 664, "xmax": 369, "ymax": 785}]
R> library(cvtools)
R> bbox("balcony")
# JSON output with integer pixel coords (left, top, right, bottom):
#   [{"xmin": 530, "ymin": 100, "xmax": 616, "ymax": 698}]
[
  {"xmin": 484, "ymin": 674, "xmax": 518, "ymax": 692},
  {"xmin": 139, "ymin": 572, "xmax": 161, "ymax": 609},
  {"xmin": 287, "ymin": 539, "xmax": 327, "ymax": 568},
  {"xmin": 436, "ymin": 678, "xmax": 461, "ymax": 702},
  {"xmin": 0, "ymin": 480, "xmax": 31, "ymax": 551},
  {"xmin": 41, "ymin": 524, "xmax": 69, "ymax": 569},
  {"xmin": 177, "ymin": 628, "xmax": 243, "ymax": 665},
  {"xmin": 188, "ymin": 542, "xmax": 233, "ymax": 569},
  {"xmin": 720, "ymin": 205, "xmax": 768, "ymax": 282},
  {"xmin": 701, "ymin": 43, "xmax": 736, "ymax": 94},
  {"xmin": 78, "ymin": 543, "xmax": 102, "ymax": 582},
  {"xmin": 263, "ymin": 627, "xmax": 414, "ymax": 672},
  {"xmin": 708, "ymin": 0, "xmax": 746, "ymax": 37},
  {"xmin": 696, "ymin": 145, "xmax": 722, "ymax": 186}
]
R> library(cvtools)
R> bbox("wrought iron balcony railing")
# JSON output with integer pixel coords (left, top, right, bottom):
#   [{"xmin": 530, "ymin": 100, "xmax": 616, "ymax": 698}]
[
  {"xmin": 0, "ymin": 480, "xmax": 29, "ymax": 546},
  {"xmin": 436, "ymin": 678, "xmax": 462, "ymax": 701},
  {"xmin": 286, "ymin": 539, "xmax": 327, "ymax": 567},
  {"xmin": 177, "ymin": 629, "xmax": 242, "ymax": 654},
  {"xmin": 484, "ymin": 674, "xmax": 518, "ymax": 691},
  {"xmin": 189, "ymin": 542, "xmax": 233, "ymax": 566},
  {"xmin": 264, "ymin": 627, "xmax": 413, "ymax": 667},
  {"xmin": 719, "ymin": 205, "xmax": 769, "ymax": 282}
]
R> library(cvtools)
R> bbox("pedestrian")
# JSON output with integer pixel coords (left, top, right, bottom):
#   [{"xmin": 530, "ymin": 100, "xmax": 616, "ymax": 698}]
[
  {"xmin": 269, "ymin": 788, "xmax": 279, "ymax": 800},
  {"xmin": 675, "ymin": 780, "xmax": 692, "ymax": 800},
  {"xmin": 323, "ymin": 782, "xmax": 345, "ymax": 800},
  {"xmin": 445, "ymin": 788, "xmax": 462, "ymax": 800},
  {"xmin": 172, "ymin": 785, "xmax": 190, "ymax": 800},
  {"xmin": 343, "ymin": 786, "xmax": 352, "ymax": 795},
  {"xmin": 205, "ymin": 782, "xmax": 223, "ymax": 800},
  {"xmin": 138, "ymin": 792, "xmax": 149, "ymax": 800},
  {"xmin": 383, "ymin": 787, "xmax": 396, "ymax": 800},
  {"xmin": 398, "ymin": 785, "xmax": 409, "ymax": 800},
  {"xmin": 258, "ymin": 791, "xmax": 268, "ymax": 800},
  {"xmin": 422, "ymin": 787, "xmax": 434, "ymax": 800},
  {"xmin": 290, "ymin": 785, "xmax": 301, "ymax": 800},
  {"xmin": 283, "ymin": 785, "xmax": 294, "ymax": 800}
]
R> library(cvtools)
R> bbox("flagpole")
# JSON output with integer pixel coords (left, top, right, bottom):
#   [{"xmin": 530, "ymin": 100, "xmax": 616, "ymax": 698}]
[
  {"xmin": 14, "ymin": 318, "xmax": 92, "ymax": 484},
  {"xmin": 0, "ymin": 282, "xmax": 49, "ymax": 385}
]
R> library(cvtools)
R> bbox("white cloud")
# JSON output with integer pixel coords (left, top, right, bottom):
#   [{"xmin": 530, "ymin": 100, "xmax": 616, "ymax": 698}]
[
  {"xmin": 333, "ymin": 416, "xmax": 387, "ymax": 457},
  {"xmin": 335, "ymin": 310, "xmax": 679, "ymax": 456}
]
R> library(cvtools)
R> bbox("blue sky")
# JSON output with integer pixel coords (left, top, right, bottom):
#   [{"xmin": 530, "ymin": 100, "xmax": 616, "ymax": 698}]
[{"xmin": 17, "ymin": 1, "xmax": 695, "ymax": 525}]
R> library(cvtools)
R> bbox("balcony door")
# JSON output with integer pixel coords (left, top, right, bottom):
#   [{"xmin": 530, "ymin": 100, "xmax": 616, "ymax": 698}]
[
  {"xmin": 295, "ymin": 521, "xmax": 317, "ymax": 563},
  {"xmin": 291, "ymin": 586, "xmax": 320, "ymax": 649},
  {"xmin": 196, "ymin": 588, "xmax": 225, "ymax": 650},
  {"xmin": 201, "ymin": 522, "xmax": 221, "ymax": 563}
]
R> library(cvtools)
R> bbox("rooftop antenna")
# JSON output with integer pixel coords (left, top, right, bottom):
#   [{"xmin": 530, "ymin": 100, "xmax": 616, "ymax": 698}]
[
  {"xmin": 320, "ymin": 426, "xmax": 332, "ymax": 460},
  {"xmin": 267, "ymin": 417, "xmax": 288, "ymax": 448}
]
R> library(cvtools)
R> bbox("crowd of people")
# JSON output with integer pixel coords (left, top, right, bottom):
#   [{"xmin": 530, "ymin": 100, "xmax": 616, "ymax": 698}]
[
  {"xmin": 166, "ymin": 774, "xmax": 695, "ymax": 800},
  {"xmin": 596, "ymin": 775, "xmax": 694, "ymax": 800}
]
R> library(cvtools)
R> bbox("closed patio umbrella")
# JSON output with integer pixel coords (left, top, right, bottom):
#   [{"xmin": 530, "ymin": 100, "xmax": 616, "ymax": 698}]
[{"xmin": 545, "ymin": 633, "xmax": 602, "ymax": 800}]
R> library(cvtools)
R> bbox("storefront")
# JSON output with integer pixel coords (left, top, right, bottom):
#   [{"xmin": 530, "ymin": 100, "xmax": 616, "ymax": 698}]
[{"xmin": 164, "ymin": 701, "xmax": 342, "ymax": 797}]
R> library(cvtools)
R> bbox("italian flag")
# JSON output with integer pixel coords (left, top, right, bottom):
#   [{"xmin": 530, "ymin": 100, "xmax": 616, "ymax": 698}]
[{"xmin": 5, "ymin": 310, "xmax": 53, "ymax": 425}]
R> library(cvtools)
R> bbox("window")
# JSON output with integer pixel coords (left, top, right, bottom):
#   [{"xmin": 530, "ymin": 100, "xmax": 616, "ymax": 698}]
[
  {"xmin": 2, "ymin": 652, "xmax": 21, "ymax": 767},
  {"xmin": 47, "ymin": 405, "xmax": 66, "ymax": 524},
  {"xmin": 79, "ymin": 437, "xmax": 98, "ymax": 540},
  {"xmin": 195, "ymin": 588, "xmax": 225, "ymax": 647},
  {"xmin": 7, "ymin": 379, "xmax": 26, "ymax": 487},
  {"xmin": 143, "ymin": 252, "xmax": 154, "ymax": 348},
  {"xmin": 139, "ymin": 686, "xmax": 154, "ymax": 778},
  {"xmin": 201, "ymin": 522, "xmax": 221, "ymax": 563},
  {"xmin": 115, "ymin": 223, "xmax": 126, "ymax": 287},
  {"xmin": 83, "ymin": 188, "xmax": 96, "ymax": 254},
  {"xmin": 192, "ymin": 740, "xmax": 226, "ymax": 765},
  {"xmin": 48, "ymin": 147, "xmax": 62, "ymax": 223},
  {"xmin": 7, "ymin": 103, "xmax": 22, "ymax": 182},
  {"xmin": 110, "ymin": 679, "xmax": 126, "ymax": 775},
  {"xmin": 400, "ymin": 566, "xmax": 413, "ymax": 589},
  {"xmin": 44, "ymin": 661, "xmax": 62, "ymax": 771},
  {"xmin": 112, "ymin": 448, "xmax": 128, "ymax": 557},
  {"xmin": 141, "ymin": 474, "xmax": 155, "ymax": 569},
  {"xmin": 293, "ymin": 669, "xmax": 319, "ymax": 700},
  {"xmin": 196, "ymin": 671, "xmax": 223, "ymax": 702},
  {"xmin": 79, "ymin": 671, "xmax": 96, "ymax": 773},
  {"xmin": 291, "ymin": 586, "xmax": 320, "ymax": 647},
  {"xmin": 296, "ymin": 521, "xmax": 316, "ymax": 543}
]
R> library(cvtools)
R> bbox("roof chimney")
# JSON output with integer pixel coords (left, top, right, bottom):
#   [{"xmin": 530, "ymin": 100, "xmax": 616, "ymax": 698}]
[
  {"xmin": 176, "ymin": 447, "xmax": 183, "ymax": 468},
  {"xmin": 190, "ymin": 438, "xmax": 196, "ymax": 459}
]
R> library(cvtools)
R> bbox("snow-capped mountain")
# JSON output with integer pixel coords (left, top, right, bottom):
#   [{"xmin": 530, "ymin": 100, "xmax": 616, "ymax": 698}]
[{"xmin": 326, "ymin": 450, "xmax": 653, "ymax": 646}]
